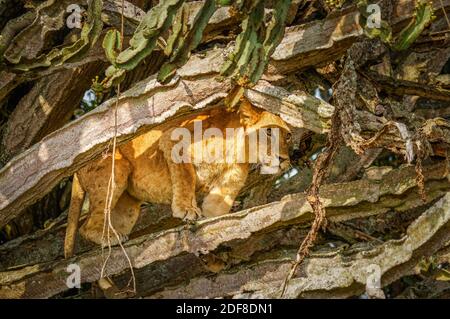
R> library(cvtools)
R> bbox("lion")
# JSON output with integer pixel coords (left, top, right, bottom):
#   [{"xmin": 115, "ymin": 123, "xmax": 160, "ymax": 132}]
[{"xmin": 64, "ymin": 100, "xmax": 291, "ymax": 258}]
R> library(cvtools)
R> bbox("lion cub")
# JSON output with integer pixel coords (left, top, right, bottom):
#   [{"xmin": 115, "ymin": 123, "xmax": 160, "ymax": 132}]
[{"xmin": 64, "ymin": 100, "xmax": 291, "ymax": 257}]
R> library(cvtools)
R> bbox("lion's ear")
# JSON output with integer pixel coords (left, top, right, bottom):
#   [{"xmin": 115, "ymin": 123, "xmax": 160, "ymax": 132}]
[{"xmin": 239, "ymin": 100, "xmax": 259, "ymax": 126}]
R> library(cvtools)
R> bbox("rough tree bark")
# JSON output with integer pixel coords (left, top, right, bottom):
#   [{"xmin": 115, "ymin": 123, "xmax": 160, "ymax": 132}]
[{"xmin": 1, "ymin": 0, "xmax": 450, "ymax": 299}]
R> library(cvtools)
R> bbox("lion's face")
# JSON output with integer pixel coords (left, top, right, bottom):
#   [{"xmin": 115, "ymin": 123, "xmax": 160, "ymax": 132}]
[{"xmin": 239, "ymin": 100, "xmax": 292, "ymax": 174}]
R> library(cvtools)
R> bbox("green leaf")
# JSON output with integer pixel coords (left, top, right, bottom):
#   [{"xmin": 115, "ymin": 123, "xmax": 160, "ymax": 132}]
[
  {"xmin": 393, "ymin": 1, "xmax": 435, "ymax": 51},
  {"xmin": 103, "ymin": 29, "xmax": 122, "ymax": 65}
]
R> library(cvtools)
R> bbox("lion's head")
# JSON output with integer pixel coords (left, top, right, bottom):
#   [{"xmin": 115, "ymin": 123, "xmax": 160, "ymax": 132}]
[{"xmin": 238, "ymin": 100, "xmax": 292, "ymax": 174}]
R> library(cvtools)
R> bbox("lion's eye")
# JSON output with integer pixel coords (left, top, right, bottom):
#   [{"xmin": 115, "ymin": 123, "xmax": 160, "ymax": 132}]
[
  {"xmin": 266, "ymin": 128, "xmax": 272, "ymax": 136},
  {"xmin": 286, "ymin": 132, "xmax": 292, "ymax": 141}
]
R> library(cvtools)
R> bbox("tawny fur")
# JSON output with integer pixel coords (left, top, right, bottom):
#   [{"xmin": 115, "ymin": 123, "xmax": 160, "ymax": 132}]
[{"xmin": 64, "ymin": 101, "xmax": 291, "ymax": 258}]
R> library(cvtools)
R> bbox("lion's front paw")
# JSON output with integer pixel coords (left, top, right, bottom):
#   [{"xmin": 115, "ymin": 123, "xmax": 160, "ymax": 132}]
[
  {"xmin": 80, "ymin": 223, "xmax": 128, "ymax": 247},
  {"xmin": 172, "ymin": 202, "xmax": 202, "ymax": 222}
]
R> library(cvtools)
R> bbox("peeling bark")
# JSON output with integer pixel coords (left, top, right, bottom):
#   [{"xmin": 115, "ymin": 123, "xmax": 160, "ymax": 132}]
[
  {"xmin": 1, "ymin": 0, "xmax": 450, "ymax": 300},
  {"xmin": 0, "ymin": 163, "xmax": 448, "ymax": 298},
  {"xmin": 1, "ymin": 62, "xmax": 106, "ymax": 164},
  {"xmin": 148, "ymin": 193, "xmax": 450, "ymax": 298}
]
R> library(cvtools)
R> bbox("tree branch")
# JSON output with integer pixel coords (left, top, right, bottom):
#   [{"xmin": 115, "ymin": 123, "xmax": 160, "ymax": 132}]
[
  {"xmin": 150, "ymin": 190, "xmax": 450, "ymax": 298},
  {"xmin": 0, "ymin": 163, "xmax": 448, "ymax": 298}
]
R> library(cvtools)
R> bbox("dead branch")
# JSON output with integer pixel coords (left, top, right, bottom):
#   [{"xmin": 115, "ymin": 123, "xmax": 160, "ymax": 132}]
[
  {"xmin": 150, "ymin": 193, "xmax": 450, "ymax": 298},
  {"xmin": 1, "ymin": 62, "xmax": 106, "ymax": 164},
  {"xmin": 366, "ymin": 71, "xmax": 450, "ymax": 102}
]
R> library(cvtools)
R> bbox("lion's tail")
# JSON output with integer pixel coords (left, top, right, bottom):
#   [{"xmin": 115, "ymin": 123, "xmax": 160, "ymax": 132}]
[{"xmin": 64, "ymin": 174, "xmax": 85, "ymax": 258}]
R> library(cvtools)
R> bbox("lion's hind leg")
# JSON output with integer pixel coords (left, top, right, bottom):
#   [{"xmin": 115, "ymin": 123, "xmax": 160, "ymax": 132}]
[
  {"xmin": 79, "ymin": 152, "xmax": 131, "ymax": 246},
  {"xmin": 110, "ymin": 191, "xmax": 142, "ymax": 238}
]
